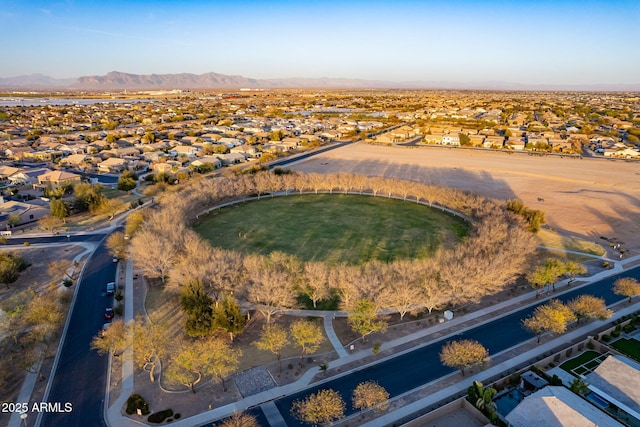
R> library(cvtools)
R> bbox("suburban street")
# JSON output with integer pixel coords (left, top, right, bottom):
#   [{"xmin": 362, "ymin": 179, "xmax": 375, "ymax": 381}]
[
  {"xmin": 273, "ymin": 266, "xmax": 640, "ymax": 426},
  {"xmin": 27, "ymin": 236, "xmax": 114, "ymax": 427}
]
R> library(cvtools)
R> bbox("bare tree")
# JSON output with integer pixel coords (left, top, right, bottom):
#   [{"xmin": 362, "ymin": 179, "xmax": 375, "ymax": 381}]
[
  {"xmin": 129, "ymin": 228, "xmax": 177, "ymax": 283},
  {"xmin": 47, "ymin": 259, "xmax": 73, "ymax": 281},
  {"xmin": 302, "ymin": 262, "xmax": 330, "ymax": 308},
  {"xmin": 38, "ymin": 215, "xmax": 63, "ymax": 233},
  {"xmin": 330, "ymin": 264, "xmax": 364, "ymax": 311},
  {"xmin": 381, "ymin": 261, "xmax": 422, "ymax": 320},
  {"xmin": 245, "ymin": 255, "xmax": 297, "ymax": 323}
]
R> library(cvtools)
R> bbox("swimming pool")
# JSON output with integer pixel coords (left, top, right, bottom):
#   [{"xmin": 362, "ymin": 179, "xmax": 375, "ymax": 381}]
[
  {"xmin": 586, "ymin": 392, "xmax": 609, "ymax": 409},
  {"xmin": 495, "ymin": 389, "xmax": 526, "ymax": 416}
]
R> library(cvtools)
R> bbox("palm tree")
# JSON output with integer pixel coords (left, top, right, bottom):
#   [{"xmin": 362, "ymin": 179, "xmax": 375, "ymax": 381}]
[
  {"xmin": 467, "ymin": 381, "xmax": 497, "ymax": 414},
  {"xmin": 570, "ymin": 377, "xmax": 589, "ymax": 396},
  {"xmin": 476, "ymin": 386, "xmax": 497, "ymax": 414}
]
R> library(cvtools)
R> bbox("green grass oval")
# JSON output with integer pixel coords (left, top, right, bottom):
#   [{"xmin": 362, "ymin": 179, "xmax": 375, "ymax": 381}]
[{"xmin": 194, "ymin": 194, "xmax": 469, "ymax": 265}]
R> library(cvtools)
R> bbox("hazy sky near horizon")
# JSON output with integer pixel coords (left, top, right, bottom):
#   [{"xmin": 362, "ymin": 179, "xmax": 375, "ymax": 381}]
[{"xmin": 2, "ymin": 0, "xmax": 639, "ymax": 85}]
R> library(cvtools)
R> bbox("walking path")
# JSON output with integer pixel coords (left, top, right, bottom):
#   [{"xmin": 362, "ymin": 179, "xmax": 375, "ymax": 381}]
[{"xmin": 101, "ymin": 253, "xmax": 640, "ymax": 427}]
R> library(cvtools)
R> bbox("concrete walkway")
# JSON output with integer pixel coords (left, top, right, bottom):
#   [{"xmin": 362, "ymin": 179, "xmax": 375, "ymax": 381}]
[
  {"xmin": 104, "ymin": 260, "xmax": 141, "ymax": 427},
  {"xmin": 101, "ymin": 253, "xmax": 640, "ymax": 426}
]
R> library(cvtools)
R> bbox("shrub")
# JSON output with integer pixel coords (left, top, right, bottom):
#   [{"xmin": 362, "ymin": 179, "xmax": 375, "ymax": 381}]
[
  {"xmin": 115, "ymin": 291, "xmax": 124, "ymax": 301},
  {"xmin": 611, "ymin": 330, "xmax": 621, "ymax": 338},
  {"xmin": 63, "ymin": 278, "xmax": 73, "ymax": 287},
  {"xmin": 114, "ymin": 304, "xmax": 124, "ymax": 316},
  {"xmin": 148, "ymin": 409, "xmax": 174, "ymax": 424},
  {"xmin": 174, "ymin": 413, "xmax": 181, "ymax": 419},
  {"xmin": 23, "ymin": 241, "xmax": 30, "ymax": 246},
  {"xmin": 602, "ymin": 334, "xmax": 611, "ymax": 342},
  {"xmin": 372, "ymin": 342, "xmax": 381, "ymax": 355},
  {"xmin": 58, "ymin": 292, "xmax": 72, "ymax": 305},
  {"xmin": 586, "ymin": 342, "xmax": 595, "ymax": 350},
  {"xmin": 125, "ymin": 394, "xmax": 149, "ymax": 415},
  {"xmin": 623, "ymin": 324, "xmax": 635, "ymax": 333},
  {"xmin": 550, "ymin": 374, "xmax": 562, "ymax": 385}
]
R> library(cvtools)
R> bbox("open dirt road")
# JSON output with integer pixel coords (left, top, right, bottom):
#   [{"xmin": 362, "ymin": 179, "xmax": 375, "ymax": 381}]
[{"xmin": 288, "ymin": 143, "xmax": 640, "ymax": 252}]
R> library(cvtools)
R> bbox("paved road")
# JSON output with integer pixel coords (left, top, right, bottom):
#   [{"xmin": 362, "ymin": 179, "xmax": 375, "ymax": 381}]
[
  {"xmin": 7, "ymin": 233, "xmax": 106, "ymax": 246},
  {"xmin": 36, "ymin": 238, "xmax": 117, "ymax": 427},
  {"xmin": 273, "ymin": 266, "xmax": 640, "ymax": 426},
  {"xmin": 268, "ymin": 141, "xmax": 355, "ymax": 169}
]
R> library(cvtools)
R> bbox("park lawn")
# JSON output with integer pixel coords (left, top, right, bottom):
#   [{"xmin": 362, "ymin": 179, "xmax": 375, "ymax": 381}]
[
  {"xmin": 559, "ymin": 350, "xmax": 602, "ymax": 374},
  {"xmin": 611, "ymin": 338, "xmax": 640, "ymax": 362},
  {"xmin": 194, "ymin": 194, "xmax": 469, "ymax": 265}
]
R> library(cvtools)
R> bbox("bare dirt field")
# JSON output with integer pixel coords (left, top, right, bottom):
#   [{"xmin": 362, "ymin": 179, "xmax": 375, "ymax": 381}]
[{"xmin": 288, "ymin": 143, "xmax": 640, "ymax": 254}]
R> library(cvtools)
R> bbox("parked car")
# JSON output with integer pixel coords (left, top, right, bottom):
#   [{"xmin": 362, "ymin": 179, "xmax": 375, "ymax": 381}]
[
  {"xmin": 104, "ymin": 307, "xmax": 114, "ymax": 320},
  {"xmin": 112, "ymin": 256, "xmax": 119, "ymax": 263},
  {"xmin": 106, "ymin": 282, "xmax": 115, "ymax": 295}
]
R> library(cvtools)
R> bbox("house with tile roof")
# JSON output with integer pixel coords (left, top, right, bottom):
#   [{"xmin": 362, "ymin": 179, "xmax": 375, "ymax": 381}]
[{"xmin": 35, "ymin": 170, "xmax": 81, "ymax": 192}]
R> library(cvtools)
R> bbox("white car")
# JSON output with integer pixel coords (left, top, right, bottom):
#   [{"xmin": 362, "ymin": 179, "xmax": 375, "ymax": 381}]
[
  {"xmin": 106, "ymin": 282, "xmax": 115, "ymax": 295},
  {"xmin": 112, "ymin": 256, "xmax": 119, "ymax": 263}
]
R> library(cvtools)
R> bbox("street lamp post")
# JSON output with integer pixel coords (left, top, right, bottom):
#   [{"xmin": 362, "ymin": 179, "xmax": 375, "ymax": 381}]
[{"xmin": 20, "ymin": 411, "xmax": 27, "ymax": 426}]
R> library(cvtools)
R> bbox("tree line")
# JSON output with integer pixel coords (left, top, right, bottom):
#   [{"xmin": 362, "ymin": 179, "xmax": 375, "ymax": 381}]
[{"xmin": 129, "ymin": 171, "xmax": 538, "ymax": 320}]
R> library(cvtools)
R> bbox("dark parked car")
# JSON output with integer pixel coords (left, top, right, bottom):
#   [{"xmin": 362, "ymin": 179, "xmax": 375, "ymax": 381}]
[{"xmin": 104, "ymin": 307, "xmax": 114, "ymax": 320}]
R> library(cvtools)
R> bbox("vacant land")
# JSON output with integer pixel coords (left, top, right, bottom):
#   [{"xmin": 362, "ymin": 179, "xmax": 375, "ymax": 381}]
[
  {"xmin": 194, "ymin": 194, "xmax": 469, "ymax": 265},
  {"xmin": 289, "ymin": 144, "xmax": 640, "ymax": 253}
]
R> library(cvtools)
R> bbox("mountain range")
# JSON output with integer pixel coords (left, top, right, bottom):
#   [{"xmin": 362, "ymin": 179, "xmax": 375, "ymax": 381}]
[{"xmin": 1, "ymin": 71, "xmax": 639, "ymax": 92}]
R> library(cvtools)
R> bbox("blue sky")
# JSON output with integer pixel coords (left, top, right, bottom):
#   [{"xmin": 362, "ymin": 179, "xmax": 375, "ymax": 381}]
[{"xmin": 1, "ymin": 0, "xmax": 639, "ymax": 85}]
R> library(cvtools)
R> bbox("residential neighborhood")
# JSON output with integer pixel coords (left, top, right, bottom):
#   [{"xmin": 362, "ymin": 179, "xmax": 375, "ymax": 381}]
[{"xmin": 1, "ymin": 90, "xmax": 640, "ymax": 427}]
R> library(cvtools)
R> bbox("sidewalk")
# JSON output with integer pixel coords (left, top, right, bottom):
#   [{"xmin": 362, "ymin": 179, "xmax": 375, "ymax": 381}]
[
  {"xmin": 103, "ymin": 253, "xmax": 640, "ymax": 426},
  {"xmin": 104, "ymin": 260, "xmax": 141, "ymax": 427}
]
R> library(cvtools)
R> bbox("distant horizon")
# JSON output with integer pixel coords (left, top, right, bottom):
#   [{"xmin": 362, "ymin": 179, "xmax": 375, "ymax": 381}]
[
  {"xmin": 2, "ymin": 0, "xmax": 640, "ymax": 86},
  {"xmin": 1, "ymin": 70, "xmax": 640, "ymax": 92}
]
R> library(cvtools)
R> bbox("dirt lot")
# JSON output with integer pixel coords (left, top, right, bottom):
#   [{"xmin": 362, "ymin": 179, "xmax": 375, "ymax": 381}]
[{"xmin": 288, "ymin": 143, "xmax": 640, "ymax": 253}]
